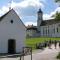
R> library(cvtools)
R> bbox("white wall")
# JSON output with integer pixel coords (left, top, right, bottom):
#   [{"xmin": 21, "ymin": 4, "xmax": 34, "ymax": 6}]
[
  {"xmin": 0, "ymin": 10, "xmax": 26, "ymax": 53},
  {"xmin": 40, "ymin": 23, "xmax": 60, "ymax": 37},
  {"xmin": 27, "ymin": 29, "xmax": 37, "ymax": 37}
]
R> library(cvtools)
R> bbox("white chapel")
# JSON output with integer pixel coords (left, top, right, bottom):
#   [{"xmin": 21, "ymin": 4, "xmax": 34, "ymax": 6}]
[{"xmin": 0, "ymin": 9, "xmax": 26, "ymax": 53}]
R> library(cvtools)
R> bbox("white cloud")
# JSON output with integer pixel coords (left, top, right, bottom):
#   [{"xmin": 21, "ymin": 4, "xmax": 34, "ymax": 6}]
[
  {"xmin": 50, "ymin": 7, "xmax": 60, "ymax": 16},
  {"xmin": 25, "ymin": 6, "xmax": 60, "ymax": 26},
  {"xmin": 0, "ymin": 0, "xmax": 60, "ymax": 25},
  {"xmin": 43, "ymin": 14, "xmax": 54, "ymax": 20},
  {"xmin": 43, "ymin": 7, "xmax": 60, "ymax": 20},
  {"xmin": 0, "ymin": 6, "xmax": 9, "ymax": 16},
  {"xmin": 0, "ymin": 0, "xmax": 45, "ymax": 16},
  {"xmin": 11, "ymin": 0, "xmax": 44, "ymax": 8},
  {"xmin": 43, "ymin": 14, "xmax": 51, "ymax": 20},
  {"xmin": 25, "ymin": 22, "xmax": 37, "ymax": 26}
]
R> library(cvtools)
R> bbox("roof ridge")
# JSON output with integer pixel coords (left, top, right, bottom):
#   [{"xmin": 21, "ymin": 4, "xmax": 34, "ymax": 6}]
[{"xmin": 0, "ymin": 9, "xmax": 13, "ymax": 21}]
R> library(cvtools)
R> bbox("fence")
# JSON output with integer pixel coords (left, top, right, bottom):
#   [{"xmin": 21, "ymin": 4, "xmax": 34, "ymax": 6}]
[{"xmin": 0, "ymin": 47, "xmax": 32, "ymax": 60}]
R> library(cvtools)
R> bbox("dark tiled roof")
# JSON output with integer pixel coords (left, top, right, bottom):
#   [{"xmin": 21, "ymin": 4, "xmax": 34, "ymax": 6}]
[
  {"xmin": 0, "ymin": 9, "xmax": 12, "ymax": 21},
  {"xmin": 27, "ymin": 26, "xmax": 37, "ymax": 30},
  {"xmin": 40, "ymin": 19, "xmax": 60, "ymax": 26}
]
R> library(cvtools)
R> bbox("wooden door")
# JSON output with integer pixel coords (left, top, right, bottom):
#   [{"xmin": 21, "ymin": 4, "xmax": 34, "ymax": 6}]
[{"xmin": 8, "ymin": 39, "xmax": 16, "ymax": 54}]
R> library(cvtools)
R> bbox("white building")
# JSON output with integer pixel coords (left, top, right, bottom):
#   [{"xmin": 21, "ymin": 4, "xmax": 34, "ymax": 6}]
[
  {"xmin": 26, "ymin": 9, "xmax": 60, "ymax": 37},
  {"xmin": 0, "ymin": 9, "xmax": 26, "ymax": 54},
  {"xmin": 26, "ymin": 25, "xmax": 37, "ymax": 37}
]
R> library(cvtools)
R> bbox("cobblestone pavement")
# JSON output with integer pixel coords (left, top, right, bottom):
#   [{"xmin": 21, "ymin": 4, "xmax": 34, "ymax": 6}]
[{"xmin": 0, "ymin": 44, "xmax": 60, "ymax": 60}]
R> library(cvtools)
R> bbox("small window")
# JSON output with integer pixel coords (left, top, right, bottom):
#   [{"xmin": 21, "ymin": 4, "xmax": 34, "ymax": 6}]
[
  {"xmin": 10, "ymin": 20, "xmax": 13, "ymax": 24},
  {"xmin": 57, "ymin": 28, "xmax": 58, "ymax": 32},
  {"xmin": 53, "ymin": 28, "xmax": 55, "ymax": 34},
  {"xmin": 48, "ymin": 29, "xmax": 49, "ymax": 34}
]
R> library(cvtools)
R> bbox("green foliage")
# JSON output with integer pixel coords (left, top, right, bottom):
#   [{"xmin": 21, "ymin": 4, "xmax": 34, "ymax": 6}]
[
  {"xmin": 55, "ymin": 0, "xmax": 60, "ymax": 2},
  {"xmin": 25, "ymin": 37, "xmax": 60, "ymax": 49},
  {"xmin": 54, "ymin": 0, "xmax": 60, "ymax": 7},
  {"xmin": 55, "ymin": 12, "xmax": 60, "ymax": 20},
  {"xmin": 57, "ymin": 52, "xmax": 60, "ymax": 59},
  {"xmin": 52, "ymin": 12, "xmax": 60, "ymax": 20}
]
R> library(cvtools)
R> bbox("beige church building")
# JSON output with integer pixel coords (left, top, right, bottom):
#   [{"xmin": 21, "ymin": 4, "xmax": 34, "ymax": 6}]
[{"xmin": 26, "ymin": 9, "xmax": 60, "ymax": 37}]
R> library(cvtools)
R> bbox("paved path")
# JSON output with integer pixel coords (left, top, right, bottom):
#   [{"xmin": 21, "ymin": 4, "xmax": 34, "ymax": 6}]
[
  {"xmin": 0, "ymin": 44, "xmax": 60, "ymax": 60},
  {"xmin": 24, "ymin": 44, "xmax": 60, "ymax": 60}
]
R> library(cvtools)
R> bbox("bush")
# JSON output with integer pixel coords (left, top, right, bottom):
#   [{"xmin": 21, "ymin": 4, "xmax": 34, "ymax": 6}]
[
  {"xmin": 57, "ymin": 52, "xmax": 60, "ymax": 59},
  {"xmin": 25, "ymin": 37, "xmax": 60, "ymax": 49}
]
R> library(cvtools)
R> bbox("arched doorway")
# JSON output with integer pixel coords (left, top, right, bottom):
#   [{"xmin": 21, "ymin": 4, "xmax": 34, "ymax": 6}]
[{"xmin": 8, "ymin": 39, "xmax": 16, "ymax": 54}]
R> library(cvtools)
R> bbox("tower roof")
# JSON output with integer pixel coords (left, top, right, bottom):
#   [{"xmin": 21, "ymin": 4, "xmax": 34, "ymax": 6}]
[{"xmin": 38, "ymin": 8, "xmax": 43, "ymax": 13}]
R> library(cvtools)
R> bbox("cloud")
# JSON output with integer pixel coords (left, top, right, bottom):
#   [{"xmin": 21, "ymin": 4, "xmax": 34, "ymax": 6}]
[
  {"xmin": 0, "ymin": 0, "xmax": 45, "ymax": 16},
  {"xmin": 11, "ymin": 0, "xmax": 45, "ymax": 16},
  {"xmin": 43, "ymin": 14, "xmax": 54, "ymax": 20},
  {"xmin": 43, "ymin": 7, "xmax": 60, "ymax": 20},
  {"xmin": 0, "ymin": 0, "xmax": 60, "ymax": 26},
  {"xmin": 11, "ymin": 0, "xmax": 44, "ymax": 8},
  {"xmin": 43, "ymin": 14, "xmax": 51, "ymax": 20},
  {"xmin": 0, "ymin": 6, "xmax": 9, "ymax": 16},
  {"xmin": 50, "ymin": 7, "xmax": 60, "ymax": 16}
]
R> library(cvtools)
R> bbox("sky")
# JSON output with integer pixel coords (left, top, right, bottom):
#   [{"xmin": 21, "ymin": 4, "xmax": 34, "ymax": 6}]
[{"xmin": 0, "ymin": 0, "xmax": 60, "ymax": 26}]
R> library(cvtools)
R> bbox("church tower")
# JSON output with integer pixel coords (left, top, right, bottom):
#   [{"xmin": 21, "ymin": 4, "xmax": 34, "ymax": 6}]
[{"xmin": 37, "ymin": 8, "xmax": 43, "ymax": 31}]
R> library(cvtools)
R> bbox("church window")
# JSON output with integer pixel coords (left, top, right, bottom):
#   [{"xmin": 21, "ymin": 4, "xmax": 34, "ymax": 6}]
[
  {"xmin": 48, "ymin": 26, "xmax": 49, "ymax": 34},
  {"xmin": 43, "ymin": 28, "xmax": 44, "ymax": 35},
  {"xmin": 57, "ymin": 28, "xmax": 58, "ymax": 32},
  {"xmin": 48, "ymin": 29, "xmax": 49, "ymax": 34},
  {"xmin": 10, "ymin": 20, "xmax": 13, "ymax": 24},
  {"xmin": 37, "ymin": 31, "xmax": 40, "ymax": 33},
  {"xmin": 46, "ymin": 28, "xmax": 47, "ymax": 35},
  {"xmin": 53, "ymin": 28, "xmax": 55, "ymax": 34}
]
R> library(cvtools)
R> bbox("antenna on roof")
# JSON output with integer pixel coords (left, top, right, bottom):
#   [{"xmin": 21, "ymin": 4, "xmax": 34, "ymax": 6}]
[{"xmin": 9, "ymin": 0, "xmax": 13, "ymax": 10}]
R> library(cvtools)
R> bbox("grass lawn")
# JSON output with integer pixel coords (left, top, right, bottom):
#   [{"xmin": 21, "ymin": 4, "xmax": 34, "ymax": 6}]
[{"xmin": 25, "ymin": 37, "xmax": 60, "ymax": 49}]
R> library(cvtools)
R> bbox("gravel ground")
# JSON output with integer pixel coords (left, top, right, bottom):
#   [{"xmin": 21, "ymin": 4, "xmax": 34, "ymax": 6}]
[{"xmin": 0, "ymin": 44, "xmax": 60, "ymax": 60}]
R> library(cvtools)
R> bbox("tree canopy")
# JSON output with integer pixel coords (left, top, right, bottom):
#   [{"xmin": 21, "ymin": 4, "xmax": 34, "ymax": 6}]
[
  {"xmin": 55, "ymin": 0, "xmax": 60, "ymax": 2},
  {"xmin": 55, "ymin": 0, "xmax": 60, "ymax": 6},
  {"xmin": 55, "ymin": 12, "xmax": 60, "ymax": 20},
  {"xmin": 53, "ymin": 0, "xmax": 60, "ymax": 20},
  {"xmin": 51, "ymin": 12, "xmax": 60, "ymax": 20}
]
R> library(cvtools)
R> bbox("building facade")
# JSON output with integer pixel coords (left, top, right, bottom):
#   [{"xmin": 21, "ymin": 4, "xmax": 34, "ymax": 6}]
[
  {"xmin": 26, "ymin": 9, "xmax": 60, "ymax": 37},
  {"xmin": 0, "ymin": 9, "xmax": 26, "ymax": 53}
]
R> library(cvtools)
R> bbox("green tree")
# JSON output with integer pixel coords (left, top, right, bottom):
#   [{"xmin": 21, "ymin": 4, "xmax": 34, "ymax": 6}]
[
  {"xmin": 55, "ymin": 0, "xmax": 60, "ymax": 2},
  {"xmin": 53, "ymin": 0, "xmax": 60, "ymax": 20},
  {"xmin": 55, "ymin": 0, "xmax": 60, "ymax": 6},
  {"xmin": 55, "ymin": 12, "xmax": 60, "ymax": 20},
  {"xmin": 51, "ymin": 12, "xmax": 60, "ymax": 20}
]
